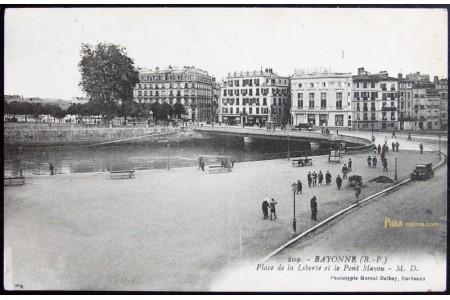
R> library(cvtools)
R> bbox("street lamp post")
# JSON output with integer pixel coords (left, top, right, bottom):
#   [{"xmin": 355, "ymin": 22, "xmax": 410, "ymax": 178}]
[
  {"xmin": 394, "ymin": 157, "xmax": 397, "ymax": 182},
  {"xmin": 291, "ymin": 182, "xmax": 297, "ymax": 234},
  {"xmin": 167, "ymin": 143, "xmax": 171, "ymax": 170}
]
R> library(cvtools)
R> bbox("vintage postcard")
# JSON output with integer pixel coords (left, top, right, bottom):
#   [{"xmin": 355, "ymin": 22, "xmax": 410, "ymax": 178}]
[{"xmin": 3, "ymin": 6, "xmax": 448, "ymax": 293}]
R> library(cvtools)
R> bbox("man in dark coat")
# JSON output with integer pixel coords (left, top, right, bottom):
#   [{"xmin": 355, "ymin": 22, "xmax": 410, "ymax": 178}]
[
  {"xmin": 336, "ymin": 175, "xmax": 343, "ymax": 190},
  {"xmin": 395, "ymin": 141, "xmax": 399, "ymax": 152},
  {"xmin": 354, "ymin": 185, "xmax": 362, "ymax": 201},
  {"xmin": 307, "ymin": 172, "xmax": 312, "ymax": 187},
  {"xmin": 377, "ymin": 144, "xmax": 382, "ymax": 154},
  {"xmin": 348, "ymin": 158, "xmax": 352, "ymax": 172},
  {"xmin": 318, "ymin": 171, "xmax": 324, "ymax": 185},
  {"xmin": 312, "ymin": 171, "xmax": 317, "ymax": 186},
  {"xmin": 325, "ymin": 171, "xmax": 332, "ymax": 185},
  {"xmin": 262, "ymin": 198, "xmax": 270, "ymax": 219},
  {"xmin": 392, "ymin": 141, "xmax": 396, "ymax": 152},
  {"xmin": 342, "ymin": 164, "xmax": 348, "ymax": 179},
  {"xmin": 420, "ymin": 143, "xmax": 423, "ymax": 154},
  {"xmin": 383, "ymin": 157, "xmax": 388, "ymax": 172},
  {"xmin": 310, "ymin": 196, "xmax": 318, "ymax": 221},
  {"xmin": 372, "ymin": 156, "xmax": 377, "ymax": 168},
  {"xmin": 367, "ymin": 156, "xmax": 372, "ymax": 168},
  {"xmin": 296, "ymin": 180, "xmax": 303, "ymax": 194},
  {"xmin": 49, "ymin": 163, "xmax": 54, "ymax": 175}
]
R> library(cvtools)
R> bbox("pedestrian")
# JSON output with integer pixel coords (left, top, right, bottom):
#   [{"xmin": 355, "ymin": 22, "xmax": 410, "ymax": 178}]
[
  {"xmin": 354, "ymin": 185, "xmax": 362, "ymax": 201},
  {"xmin": 231, "ymin": 156, "xmax": 235, "ymax": 168},
  {"xmin": 392, "ymin": 130, "xmax": 396, "ymax": 138},
  {"xmin": 377, "ymin": 144, "xmax": 382, "ymax": 154},
  {"xmin": 325, "ymin": 171, "xmax": 332, "ymax": 185},
  {"xmin": 200, "ymin": 159, "xmax": 205, "ymax": 171},
  {"xmin": 381, "ymin": 151, "xmax": 385, "ymax": 162},
  {"xmin": 383, "ymin": 157, "xmax": 388, "ymax": 172},
  {"xmin": 262, "ymin": 198, "xmax": 270, "ymax": 219},
  {"xmin": 348, "ymin": 158, "xmax": 352, "ymax": 172},
  {"xmin": 336, "ymin": 175, "xmax": 343, "ymax": 190},
  {"xmin": 395, "ymin": 141, "xmax": 399, "ymax": 152},
  {"xmin": 392, "ymin": 141, "xmax": 396, "ymax": 152},
  {"xmin": 372, "ymin": 156, "xmax": 377, "ymax": 168},
  {"xmin": 198, "ymin": 156, "xmax": 203, "ymax": 170},
  {"xmin": 307, "ymin": 172, "xmax": 312, "ymax": 187},
  {"xmin": 407, "ymin": 133, "xmax": 412, "ymax": 141},
  {"xmin": 342, "ymin": 164, "xmax": 348, "ymax": 179},
  {"xmin": 312, "ymin": 171, "xmax": 317, "ymax": 186},
  {"xmin": 420, "ymin": 143, "xmax": 423, "ymax": 154},
  {"xmin": 310, "ymin": 196, "xmax": 318, "ymax": 221},
  {"xmin": 49, "ymin": 163, "xmax": 54, "ymax": 175},
  {"xmin": 296, "ymin": 180, "xmax": 303, "ymax": 194},
  {"xmin": 367, "ymin": 156, "xmax": 372, "ymax": 168},
  {"xmin": 318, "ymin": 171, "xmax": 324, "ymax": 185},
  {"xmin": 269, "ymin": 198, "xmax": 278, "ymax": 221}
]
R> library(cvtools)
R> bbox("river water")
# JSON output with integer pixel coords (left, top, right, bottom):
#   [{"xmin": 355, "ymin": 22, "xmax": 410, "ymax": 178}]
[{"xmin": 4, "ymin": 136, "xmax": 324, "ymax": 177}]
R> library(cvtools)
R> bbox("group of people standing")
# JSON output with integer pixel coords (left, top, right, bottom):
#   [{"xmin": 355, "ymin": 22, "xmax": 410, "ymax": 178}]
[{"xmin": 305, "ymin": 170, "xmax": 333, "ymax": 188}]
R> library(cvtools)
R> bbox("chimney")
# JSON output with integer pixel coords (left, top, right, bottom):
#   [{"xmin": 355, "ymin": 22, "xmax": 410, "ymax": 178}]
[
  {"xmin": 358, "ymin": 67, "xmax": 365, "ymax": 75},
  {"xmin": 398, "ymin": 73, "xmax": 403, "ymax": 79},
  {"xmin": 434, "ymin": 76, "xmax": 439, "ymax": 83}
]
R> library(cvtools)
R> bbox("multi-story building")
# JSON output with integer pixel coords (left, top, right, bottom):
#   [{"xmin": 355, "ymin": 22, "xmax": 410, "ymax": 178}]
[
  {"xmin": 133, "ymin": 65, "xmax": 218, "ymax": 122},
  {"xmin": 436, "ymin": 78, "xmax": 448, "ymax": 130},
  {"xmin": 400, "ymin": 73, "xmax": 446, "ymax": 131},
  {"xmin": 218, "ymin": 68, "xmax": 290, "ymax": 126},
  {"xmin": 398, "ymin": 74, "xmax": 414, "ymax": 130},
  {"xmin": 352, "ymin": 68, "xmax": 399, "ymax": 131},
  {"xmin": 290, "ymin": 69, "xmax": 352, "ymax": 129}
]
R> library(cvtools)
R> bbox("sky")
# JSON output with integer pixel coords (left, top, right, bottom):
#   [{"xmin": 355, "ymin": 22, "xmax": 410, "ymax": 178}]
[{"xmin": 4, "ymin": 7, "xmax": 448, "ymax": 99}]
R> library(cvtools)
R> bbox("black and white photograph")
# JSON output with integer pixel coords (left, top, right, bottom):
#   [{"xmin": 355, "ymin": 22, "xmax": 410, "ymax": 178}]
[{"xmin": 3, "ymin": 6, "xmax": 448, "ymax": 292}]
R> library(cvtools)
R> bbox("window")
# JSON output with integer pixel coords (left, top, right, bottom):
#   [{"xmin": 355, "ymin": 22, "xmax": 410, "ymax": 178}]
[
  {"xmin": 236, "ymin": 99, "xmax": 240, "ymax": 105},
  {"xmin": 256, "ymin": 88, "xmax": 260, "ymax": 96},
  {"xmin": 322, "ymin": 82, "xmax": 326, "ymax": 88},
  {"xmin": 363, "ymin": 82, "xmax": 367, "ymax": 88},
  {"xmin": 256, "ymin": 107, "xmax": 259, "ymax": 114},
  {"xmin": 363, "ymin": 103, "xmax": 368, "ymax": 111},
  {"xmin": 249, "ymin": 89, "xmax": 253, "ymax": 96},
  {"xmin": 230, "ymin": 107, "xmax": 233, "ymax": 114},
  {"xmin": 337, "ymin": 82, "xmax": 342, "ymax": 88},
  {"xmin": 363, "ymin": 113, "xmax": 368, "ymax": 121},
  {"xmin": 263, "ymin": 98, "xmax": 267, "ymax": 106},
  {"xmin": 236, "ymin": 107, "xmax": 239, "ymax": 114},
  {"xmin": 249, "ymin": 107, "xmax": 253, "ymax": 114},
  {"xmin": 356, "ymin": 103, "xmax": 360, "ymax": 111},
  {"xmin": 320, "ymin": 92, "xmax": 327, "ymax": 108},
  {"xmin": 354, "ymin": 92, "xmax": 360, "ymax": 99},
  {"xmin": 319, "ymin": 114, "xmax": 328, "ymax": 126},
  {"xmin": 371, "ymin": 112, "xmax": 376, "ymax": 120},
  {"xmin": 308, "ymin": 114, "xmax": 316, "ymax": 125},
  {"xmin": 298, "ymin": 83, "xmax": 303, "ymax": 88},
  {"xmin": 356, "ymin": 82, "xmax": 360, "ymax": 88},
  {"xmin": 335, "ymin": 115, "xmax": 344, "ymax": 126},
  {"xmin": 297, "ymin": 93, "xmax": 303, "ymax": 108},
  {"xmin": 371, "ymin": 92, "xmax": 378, "ymax": 99},
  {"xmin": 371, "ymin": 102, "xmax": 376, "ymax": 111},
  {"xmin": 310, "ymin": 83, "xmax": 314, "ymax": 88},
  {"xmin": 309, "ymin": 93, "xmax": 315, "ymax": 108},
  {"xmin": 371, "ymin": 82, "xmax": 375, "ymax": 88},
  {"xmin": 223, "ymin": 90, "xmax": 227, "ymax": 96},
  {"xmin": 336, "ymin": 92, "xmax": 343, "ymax": 109}
]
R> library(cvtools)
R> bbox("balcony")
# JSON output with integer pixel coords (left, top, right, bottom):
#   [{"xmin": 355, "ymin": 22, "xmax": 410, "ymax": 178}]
[{"xmin": 382, "ymin": 106, "xmax": 397, "ymax": 111}]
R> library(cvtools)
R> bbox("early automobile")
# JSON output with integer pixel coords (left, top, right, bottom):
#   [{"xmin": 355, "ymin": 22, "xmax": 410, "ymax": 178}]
[{"xmin": 410, "ymin": 163, "xmax": 434, "ymax": 180}]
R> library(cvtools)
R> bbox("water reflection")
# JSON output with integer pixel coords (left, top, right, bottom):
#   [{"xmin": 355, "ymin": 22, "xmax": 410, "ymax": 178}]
[{"xmin": 4, "ymin": 137, "xmax": 315, "ymax": 177}]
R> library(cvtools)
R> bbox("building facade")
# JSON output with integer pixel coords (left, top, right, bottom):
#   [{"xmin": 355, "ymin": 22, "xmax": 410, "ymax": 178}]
[
  {"xmin": 218, "ymin": 69, "xmax": 290, "ymax": 126},
  {"xmin": 352, "ymin": 68, "xmax": 399, "ymax": 131},
  {"xmin": 290, "ymin": 70, "xmax": 353, "ymax": 129},
  {"xmin": 399, "ymin": 73, "xmax": 447, "ymax": 131},
  {"xmin": 133, "ymin": 66, "xmax": 218, "ymax": 122}
]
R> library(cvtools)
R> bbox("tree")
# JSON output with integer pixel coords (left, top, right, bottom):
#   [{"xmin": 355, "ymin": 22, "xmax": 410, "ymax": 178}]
[
  {"xmin": 173, "ymin": 102, "xmax": 186, "ymax": 119},
  {"xmin": 78, "ymin": 43, "xmax": 140, "ymax": 124}
]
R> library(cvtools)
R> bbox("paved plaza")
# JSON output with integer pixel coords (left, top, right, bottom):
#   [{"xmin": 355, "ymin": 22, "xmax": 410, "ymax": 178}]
[{"xmin": 3, "ymin": 133, "xmax": 442, "ymax": 290}]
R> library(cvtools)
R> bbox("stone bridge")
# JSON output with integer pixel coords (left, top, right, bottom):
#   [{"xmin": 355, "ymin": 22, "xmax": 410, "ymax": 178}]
[{"xmin": 193, "ymin": 126, "xmax": 373, "ymax": 152}]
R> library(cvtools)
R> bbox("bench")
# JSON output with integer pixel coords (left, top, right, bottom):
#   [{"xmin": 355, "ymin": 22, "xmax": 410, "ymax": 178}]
[
  {"xmin": 110, "ymin": 170, "xmax": 135, "ymax": 179},
  {"xmin": 208, "ymin": 165, "xmax": 232, "ymax": 173},
  {"xmin": 4, "ymin": 177, "xmax": 26, "ymax": 186},
  {"xmin": 292, "ymin": 158, "xmax": 313, "ymax": 167}
]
